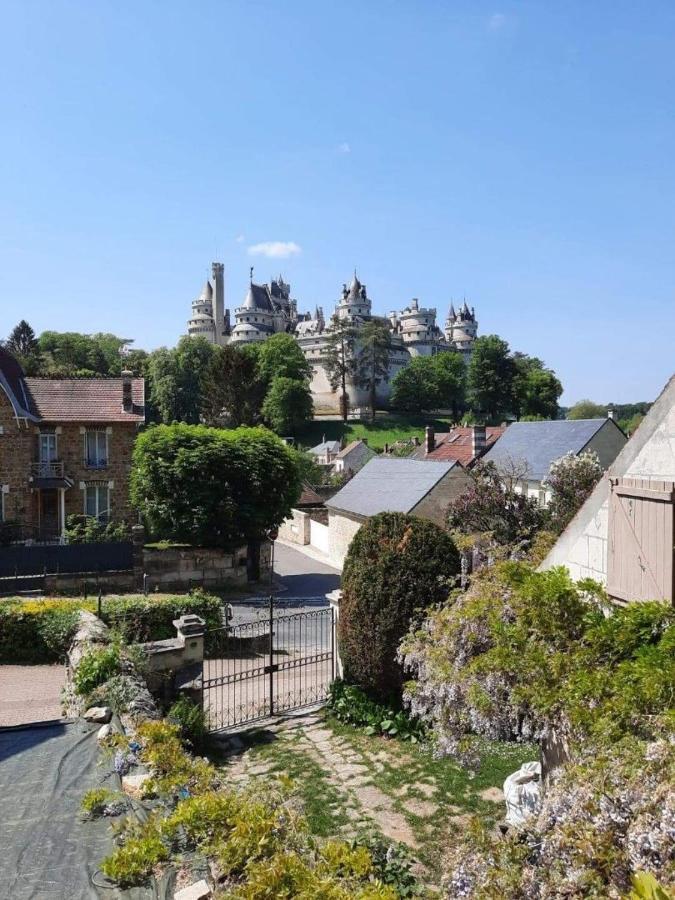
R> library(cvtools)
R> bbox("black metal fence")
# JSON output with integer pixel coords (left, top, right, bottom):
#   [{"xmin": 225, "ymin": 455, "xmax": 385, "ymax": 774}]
[{"xmin": 0, "ymin": 541, "xmax": 134, "ymax": 578}]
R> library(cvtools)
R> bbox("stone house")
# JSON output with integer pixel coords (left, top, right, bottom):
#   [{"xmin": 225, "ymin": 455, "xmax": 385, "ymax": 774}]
[
  {"xmin": 332, "ymin": 439, "xmax": 375, "ymax": 476},
  {"xmin": 324, "ymin": 457, "xmax": 472, "ymax": 567},
  {"xmin": 482, "ymin": 417, "xmax": 627, "ymax": 506},
  {"xmin": 0, "ymin": 348, "xmax": 145, "ymax": 542},
  {"xmin": 541, "ymin": 376, "xmax": 675, "ymax": 604},
  {"xmin": 308, "ymin": 438, "xmax": 342, "ymax": 468}
]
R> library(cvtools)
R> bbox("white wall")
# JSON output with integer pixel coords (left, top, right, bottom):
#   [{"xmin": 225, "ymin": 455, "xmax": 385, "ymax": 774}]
[
  {"xmin": 327, "ymin": 509, "xmax": 363, "ymax": 568},
  {"xmin": 309, "ymin": 518, "xmax": 331, "ymax": 556},
  {"xmin": 541, "ymin": 378, "xmax": 675, "ymax": 585}
]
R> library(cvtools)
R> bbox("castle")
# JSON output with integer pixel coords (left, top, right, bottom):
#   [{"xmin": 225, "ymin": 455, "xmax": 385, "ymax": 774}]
[{"xmin": 187, "ymin": 262, "xmax": 478, "ymax": 413}]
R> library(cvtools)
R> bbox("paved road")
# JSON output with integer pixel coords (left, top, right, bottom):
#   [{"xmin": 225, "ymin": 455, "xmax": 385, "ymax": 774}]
[{"xmin": 273, "ymin": 541, "xmax": 341, "ymax": 598}]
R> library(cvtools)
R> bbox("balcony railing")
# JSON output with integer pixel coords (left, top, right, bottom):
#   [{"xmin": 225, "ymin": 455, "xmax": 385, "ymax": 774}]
[
  {"xmin": 83, "ymin": 458, "xmax": 109, "ymax": 470},
  {"xmin": 31, "ymin": 461, "xmax": 65, "ymax": 478}
]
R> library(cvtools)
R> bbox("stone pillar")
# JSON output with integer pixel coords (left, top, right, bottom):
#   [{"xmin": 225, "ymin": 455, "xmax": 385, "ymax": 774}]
[
  {"xmin": 173, "ymin": 614, "xmax": 206, "ymax": 664},
  {"xmin": 326, "ymin": 589, "xmax": 343, "ymax": 679}
]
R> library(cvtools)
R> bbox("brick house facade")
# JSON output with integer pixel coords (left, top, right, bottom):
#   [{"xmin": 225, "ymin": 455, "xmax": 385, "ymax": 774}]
[{"xmin": 0, "ymin": 348, "xmax": 144, "ymax": 541}]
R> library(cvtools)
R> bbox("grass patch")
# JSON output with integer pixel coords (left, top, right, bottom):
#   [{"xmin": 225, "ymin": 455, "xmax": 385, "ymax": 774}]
[
  {"xmin": 295, "ymin": 412, "xmax": 453, "ymax": 452},
  {"xmin": 234, "ymin": 729, "xmax": 351, "ymax": 837}
]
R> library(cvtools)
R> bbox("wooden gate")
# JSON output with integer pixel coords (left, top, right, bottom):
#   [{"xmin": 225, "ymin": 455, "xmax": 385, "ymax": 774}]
[{"xmin": 607, "ymin": 477, "xmax": 675, "ymax": 604}]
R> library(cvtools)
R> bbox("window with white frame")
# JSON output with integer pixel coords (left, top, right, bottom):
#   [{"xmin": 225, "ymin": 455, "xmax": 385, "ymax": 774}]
[
  {"xmin": 84, "ymin": 483, "xmax": 110, "ymax": 521},
  {"xmin": 39, "ymin": 431, "xmax": 58, "ymax": 462},
  {"xmin": 85, "ymin": 430, "xmax": 108, "ymax": 468}
]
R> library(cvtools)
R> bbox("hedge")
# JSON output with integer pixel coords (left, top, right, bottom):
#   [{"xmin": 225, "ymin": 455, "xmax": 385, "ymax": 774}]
[{"xmin": 0, "ymin": 591, "xmax": 223, "ymax": 664}]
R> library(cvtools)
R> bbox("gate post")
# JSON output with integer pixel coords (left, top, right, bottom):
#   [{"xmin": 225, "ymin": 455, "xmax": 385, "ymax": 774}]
[
  {"xmin": 326, "ymin": 589, "xmax": 343, "ymax": 679},
  {"xmin": 268, "ymin": 594, "xmax": 275, "ymax": 716}
]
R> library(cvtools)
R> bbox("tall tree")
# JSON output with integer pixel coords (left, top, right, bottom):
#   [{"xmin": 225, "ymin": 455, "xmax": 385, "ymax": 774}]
[
  {"xmin": 256, "ymin": 332, "xmax": 312, "ymax": 386},
  {"xmin": 201, "ymin": 344, "xmax": 266, "ymax": 427},
  {"xmin": 4, "ymin": 320, "xmax": 41, "ymax": 373},
  {"xmin": 146, "ymin": 336, "xmax": 217, "ymax": 424},
  {"xmin": 262, "ymin": 375, "xmax": 314, "ymax": 435},
  {"xmin": 354, "ymin": 319, "xmax": 392, "ymax": 419},
  {"xmin": 321, "ymin": 316, "xmax": 358, "ymax": 422},
  {"xmin": 512, "ymin": 353, "xmax": 563, "ymax": 420},
  {"xmin": 431, "ymin": 351, "xmax": 466, "ymax": 418},
  {"xmin": 390, "ymin": 357, "xmax": 441, "ymax": 412},
  {"xmin": 466, "ymin": 335, "xmax": 515, "ymax": 422}
]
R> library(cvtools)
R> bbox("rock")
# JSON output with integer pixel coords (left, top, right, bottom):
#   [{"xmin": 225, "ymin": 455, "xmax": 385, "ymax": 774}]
[
  {"xmin": 122, "ymin": 772, "xmax": 151, "ymax": 797},
  {"xmin": 174, "ymin": 880, "xmax": 212, "ymax": 900},
  {"xmin": 83, "ymin": 706, "xmax": 112, "ymax": 724},
  {"xmin": 97, "ymin": 723, "xmax": 114, "ymax": 741},
  {"xmin": 503, "ymin": 761, "xmax": 542, "ymax": 827}
]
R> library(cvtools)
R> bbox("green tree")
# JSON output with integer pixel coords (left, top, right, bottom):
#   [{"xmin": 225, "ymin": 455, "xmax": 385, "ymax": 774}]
[
  {"xmin": 4, "ymin": 320, "xmax": 41, "ymax": 373},
  {"xmin": 544, "ymin": 450, "xmax": 603, "ymax": 534},
  {"xmin": 130, "ymin": 423, "xmax": 301, "ymax": 552},
  {"xmin": 567, "ymin": 399, "xmax": 607, "ymax": 419},
  {"xmin": 37, "ymin": 331, "xmax": 128, "ymax": 376},
  {"xmin": 431, "ymin": 351, "xmax": 466, "ymax": 417},
  {"xmin": 390, "ymin": 357, "xmax": 441, "ymax": 412},
  {"xmin": 201, "ymin": 344, "xmax": 266, "ymax": 427},
  {"xmin": 321, "ymin": 317, "xmax": 358, "ymax": 422},
  {"xmin": 146, "ymin": 337, "xmax": 217, "ymax": 424},
  {"xmin": 466, "ymin": 335, "xmax": 515, "ymax": 422},
  {"xmin": 262, "ymin": 376, "xmax": 314, "ymax": 434},
  {"xmin": 354, "ymin": 319, "xmax": 392, "ymax": 419},
  {"xmin": 256, "ymin": 332, "xmax": 312, "ymax": 386},
  {"xmin": 339, "ymin": 512, "xmax": 461, "ymax": 702},
  {"xmin": 512, "ymin": 354, "xmax": 563, "ymax": 420}
]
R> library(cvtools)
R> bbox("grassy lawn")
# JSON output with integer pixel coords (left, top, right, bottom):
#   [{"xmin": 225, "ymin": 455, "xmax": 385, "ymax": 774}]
[
  {"xmin": 219, "ymin": 711, "xmax": 537, "ymax": 887},
  {"xmin": 295, "ymin": 412, "xmax": 454, "ymax": 452}
]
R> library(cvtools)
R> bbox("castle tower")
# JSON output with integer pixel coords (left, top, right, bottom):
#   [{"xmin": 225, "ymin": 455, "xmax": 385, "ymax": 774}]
[
  {"xmin": 212, "ymin": 262, "xmax": 225, "ymax": 342},
  {"xmin": 445, "ymin": 300, "xmax": 478, "ymax": 355},
  {"xmin": 335, "ymin": 272, "xmax": 372, "ymax": 322}
]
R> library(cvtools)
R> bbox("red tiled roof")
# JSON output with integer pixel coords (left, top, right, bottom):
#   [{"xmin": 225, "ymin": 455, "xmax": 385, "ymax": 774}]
[
  {"xmin": 421, "ymin": 426, "xmax": 506, "ymax": 465},
  {"xmin": 297, "ymin": 482, "xmax": 324, "ymax": 507},
  {"xmin": 23, "ymin": 378, "xmax": 145, "ymax": 423}
]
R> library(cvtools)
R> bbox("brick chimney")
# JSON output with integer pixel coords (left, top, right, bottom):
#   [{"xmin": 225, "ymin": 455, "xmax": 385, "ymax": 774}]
[
  {"xmin": 425, "ymin": 426, "xmax": 435, "ymax": 455},
  {"xmin": 121, "ymin": 370, "xmax": 133, "ymax": 413},
  {"xmin": 471, "ymin": 425, "xmax": 486, "ymax": 459},
  {"xmin": 607, "ymin": 408, "xmax": 615, "ymax": 420}
]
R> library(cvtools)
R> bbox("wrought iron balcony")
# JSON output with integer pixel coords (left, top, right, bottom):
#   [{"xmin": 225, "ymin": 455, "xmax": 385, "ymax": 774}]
[{"xmin": 31, "ymin": 460, "xmax": 65, "ymax": 478}]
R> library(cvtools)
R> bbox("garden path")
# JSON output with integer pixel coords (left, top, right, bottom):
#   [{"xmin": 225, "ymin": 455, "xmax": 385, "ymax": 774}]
[{"xmin": 0, "ymin": 665, "xmax": 65, "ymax": 727}]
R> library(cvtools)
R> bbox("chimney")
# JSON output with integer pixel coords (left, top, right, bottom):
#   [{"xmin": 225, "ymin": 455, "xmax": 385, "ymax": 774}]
[
  {"xmin": 607, "ymin": 409, "xmax": 615, "ymax": 420},
  {"xmin": 425, "ymin": 426, "xmax": 435, "ymax": 455},
  {"xmin": 121, "ymin": 370, "xmax": 133, "ymax": 413},
  {"xmin": 471, "ymin": 425, "xmax": 486, "ymax": 459}
]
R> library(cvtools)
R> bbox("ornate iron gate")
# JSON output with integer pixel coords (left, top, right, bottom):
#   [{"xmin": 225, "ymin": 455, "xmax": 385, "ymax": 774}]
[{"xmin": 203, "ymin": 598, "xmax": 335, "ymax": 731}]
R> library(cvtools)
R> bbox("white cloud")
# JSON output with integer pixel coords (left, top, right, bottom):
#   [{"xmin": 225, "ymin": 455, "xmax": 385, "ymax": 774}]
[
  {"xmin": 488, "ymin": 12, "xmax": 506, "ymax": 30},
  {"xmin": 337, "ymin": 142, "xmax": 351, "ymax": 154},
  {"xmin": 235, "ymin": 234, "xmax": 245, "ymax": 243},
  {"xmin": 247, "ymin": 241, "xmax": 302, "ymax": 259}
]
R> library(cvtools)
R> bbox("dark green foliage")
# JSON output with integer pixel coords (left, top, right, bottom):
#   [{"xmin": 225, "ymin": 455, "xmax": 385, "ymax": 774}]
[
  {"xmin": 0, "ymin": 592, "xmax": 222, "ymax": 664},
  {"xmin": 146, "ymin": 336, "xmax": 217, "ymax": 424},
  {"xmin": 321, "ymin": 316, "xmax": 359, "ymax": 421},
  {"xmin": 201, "ymin": 343, "xmax": 267, "ymax": 427},
  {"xmin": 466, "ymin": 334, "xmax": 515, "ymax": 421},
  {"xmin": 35, "ymin": 331, "xmax": 137, "ymax": 377},
  {"xmin": 350, "ymin": 832, "xmax": 421, "ymax": 897},
  {"xmin": 167, "ymin": 696, "xmax": 209, "ymax": 752},
  {"xmin": 512, "ymin": 353, "xmax": 563, "ymax": 420},
  {"xmin": 130, "ymin": 423, "xmax": 301, "ymax": 548},
  {"xmin": 353, "ymin": 319, "xmax": 393, "ymax": 419},
  {"xmin": 327, "ymin": 679, "xmax": 425, "ymax": 743},
  {"xmin": 64, "ymin": 515, "xmax": 130, "ymax": 544},
  {"xmin": 390, "ymin": 357, "xmax": 441, "ymax": 412},
  {"xmin": 256, "ymin": 332, "xmax": 312, "ymax": 385},
  {"xmin": 261, "ymin": 375, "xmax": 313, "ymax": 434},
  {"xmin": 339, "ymin": 512, "xmax": 460, "ymax": 702},
  {"xmin": 567, "ymin": 398, "xmax": 607, "ymax": 419}
]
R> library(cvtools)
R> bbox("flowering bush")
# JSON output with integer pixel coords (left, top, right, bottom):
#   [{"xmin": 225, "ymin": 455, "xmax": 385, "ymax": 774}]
[
  {"xmin": 544, "ymin": 449, "xmax": 603, "ymax": 534},
  {"xmin": 447, "ymin": 462, "xmax": 545, "ymax": 549}
]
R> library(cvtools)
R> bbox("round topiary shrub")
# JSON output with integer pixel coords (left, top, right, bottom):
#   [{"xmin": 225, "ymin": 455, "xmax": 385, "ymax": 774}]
[{"xmin": 338, "ymin": 511, "xmax": 460, "ymax": 703}]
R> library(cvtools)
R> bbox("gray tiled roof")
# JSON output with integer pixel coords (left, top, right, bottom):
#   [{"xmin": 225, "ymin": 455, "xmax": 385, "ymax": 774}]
[
  {"xmin": 309, "ymin": 440, "xmax": 341, "ymax": 456},
  {"xmin": 482, "ymin": 419, "xmax": 610, "ymax": 481},
  {"xmin": 326, "ymin": 457, "xmax": 456, "ymax": 518}
]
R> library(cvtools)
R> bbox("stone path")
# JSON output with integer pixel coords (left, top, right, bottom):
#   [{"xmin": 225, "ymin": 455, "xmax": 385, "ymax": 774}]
[
  {"xmin": 0, "ymin": 665, "xmax": 66, "ymax": 727},
  {"xmin": 219, "ymin": 712, "xmax": 437, "ymax": 851}
]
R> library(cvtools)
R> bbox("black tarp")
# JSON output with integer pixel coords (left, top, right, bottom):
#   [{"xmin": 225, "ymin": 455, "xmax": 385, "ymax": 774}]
[{"xmin": 0, "ymin": 721, "xmax": 171, "ymax": 900}]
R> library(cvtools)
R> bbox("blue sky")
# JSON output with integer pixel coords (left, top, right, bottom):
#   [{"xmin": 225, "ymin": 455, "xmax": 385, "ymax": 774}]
[{"xmin": 1, "ymin": 1, "xmax": 674, "ymax": 404}]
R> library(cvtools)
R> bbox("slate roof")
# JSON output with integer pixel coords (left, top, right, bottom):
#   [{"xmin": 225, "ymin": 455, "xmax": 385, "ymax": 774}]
[
  {"xmin": 326, "ymin": 457, "xmax": 457, "ymax": 518},
  {"xmin": 0, "ymin": 346, "xmax": 36, "ymax": 419},
  {"xmin": 482, "ymin": 419, "xmax": 613, "ymax": 481},
  {"xmin": 23, "ymin": 378, "xmax": 145, "ymax": 423},
  {"xmin": 336, "ymin": 439, "xmax": 373, "ymax": 459},
  {"xmin": 242, "ymin": 283, "xmax": 273, "ymax": 312},
  {"xmin": 309, "ymin": 440, "xmax": 341, "ymax": 457},
  {"xmin": 413, "ymin": 426, "xmax": 505, "ymax": 465}
]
